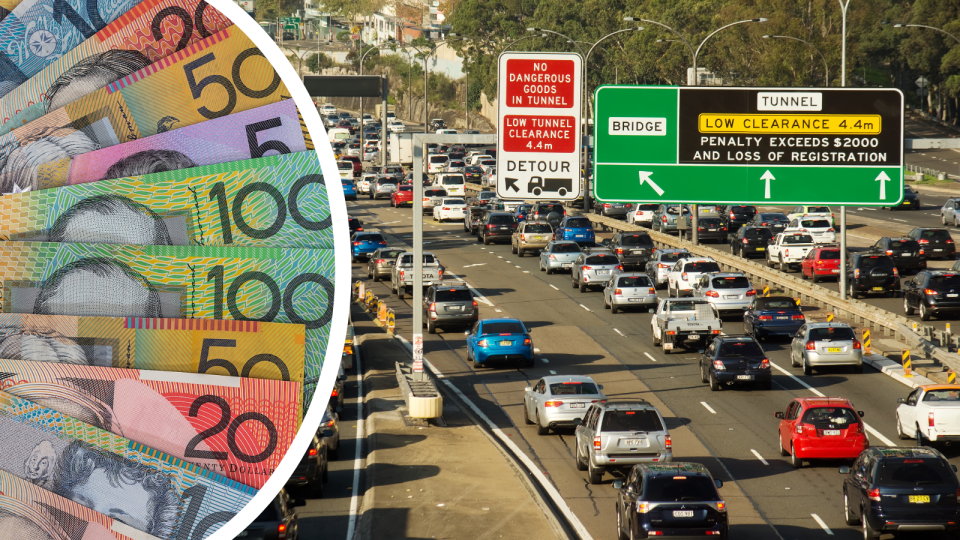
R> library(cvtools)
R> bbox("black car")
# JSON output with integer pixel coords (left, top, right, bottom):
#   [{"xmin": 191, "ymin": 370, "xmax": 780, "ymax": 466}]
[
  {"xmin": 464, "ymin": 165, "xmax": 484, "ymax": 181},
  {"xmin": 840, "ymin": 446, "xmax": 960, "ymax": 539},
  {"xmin": 684, "ymin": 216, "xmax": 728, "ymax": 243},
  {"xmin": 240, "ymin": 488, "xmax": 305, "ymax": 539},
  {"xmin": 699, "ymin": 336, "xmax": 772, "ymax": 390},
  {"xmin": 478, "ymin": 212, "xmax": 518, "ymax": 244},
  {"xmin": 381, "ymin": 165, "xmax": 404, "ymax": 180},
  {"xmin": 721, "ymin": 204, "xmax": 757, "ymax": 229},
  {"xmin": 605, "ymin": 232, "xmax": 655, "ymax": 269},
  {"xmin": 888, "ymin": 185, "xmax": 921, "ymax": 210},
  {"xmin": 908, "ymin": 227, "xmax": 956, "ymax": 260},
  {"xmin": 613, "ymin": 463, "xmax": 728, "ymax": 540},
  {"xmin": 743, "ymin": 296, "xmax": 805, "ymax": 339},
  {"xmin": 286, "ymin": 432, "xmax": 329, "ymax": 496},
  {"xmin": 869, "ymin": 237, "xmax": 925, "ymax": 273},
  {"xmin": 847, "ymin": 253, "xmax": 901, "ymax": 299},
  {"xmin": 347, "ymin": 217, "xmax": 363, "ymax": 234},
  {"xmin": 530, "ymin": 202, "xmax": 566, "ymax": 221},
  {"xmin": 903, "ymin": 270, "xmax": 960, "ymax": 321},
  {"xmin": 731, "ymin": 226, "xmax": 773, "ymax": 259},
  {"xmin": 748, "ymin": 212, "xmax": 790, "ymax": 234}
]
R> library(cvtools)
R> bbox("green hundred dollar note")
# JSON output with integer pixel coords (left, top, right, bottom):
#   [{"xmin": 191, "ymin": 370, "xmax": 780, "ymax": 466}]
[
  {"xmin": 0, "ymin": 26, "xmax": 286, "ymax": 194},
  {"xmin": 0, "ymin": 388, "xmax": 255, "ymax": 540},
  {"xmin": 0, "ymin": 151, "xmax": 333, "ymax": 249},
  {"xmin": 0, "ymin": 241, "xmax": 333, "ymax": 405}
]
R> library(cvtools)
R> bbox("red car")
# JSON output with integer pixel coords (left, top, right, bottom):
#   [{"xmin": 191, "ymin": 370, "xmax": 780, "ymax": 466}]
[
  {"xmin": 800, "ymin": 246, "xmax": 841, "ymax": 283},
  {"xmin": 391, "ymin": 185, "xmax": 413, "ymax": 207},
  {"xmin": 341, "ymin": 155, "xmax": 362, "ymax": 177},
  {"xmin": 775, "ymin": 397, "xmax": 867, "ymax": 468}
]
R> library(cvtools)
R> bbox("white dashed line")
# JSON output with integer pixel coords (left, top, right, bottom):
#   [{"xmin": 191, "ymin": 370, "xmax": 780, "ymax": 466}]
[
  {"xmin": 443, "ymin": 271, "xmax": 494, "ymax": 306},
  {"xmin": 751, "ymin": 449, "xmax": 769, "ymax": 465},
  {"xmin": 494, "ymin": 308, "xmax": 503, "ymax": 312},
  {"xmin": 550, "ymin": 285, "xmax": 559, "ymax": 290},
  {"xmin": 614, "ymin": 328, "xmax": 625, "ymax": 337},
  {"xmin": 700, "ymin": 402, "xmax": 716, "ymax": 414},
  {"xmin": 549, "ymin": 370, "xmax": 557, "ymax": 375},
  {"xmin": 463, "ymin": 263, "xmax": 486, "ymax": 267},
  {"xmin": 534, "ymin": 348, "xmax": 541, "ymax": 353},
  {"xmin": 523, "ymin": 270, "xmax": 530, "ymax": 273},
  {"xmin": 579, "ymin": 304, "xmax": 591, "ymax": 311},
  {"xmin": 541, "ymin": 358, "xmax": 549, "ymax": 363},
  {"xmin": 892, "ymin": 218, "xmax": 907, "ymax": 223},
  {"xmin": 498, "ymin": 256, "xmax": 503, "ymax": 258},
  {"xmin": 644, "ymin": 352, "xmax": 656, "ymax": 362},
  {"xmin": 811, "ymin": 514, "xmax": 833, "ymax": 535},
  {"xmin": 516, "ymin": 266, "xmax": 522, "ymax": 269}
]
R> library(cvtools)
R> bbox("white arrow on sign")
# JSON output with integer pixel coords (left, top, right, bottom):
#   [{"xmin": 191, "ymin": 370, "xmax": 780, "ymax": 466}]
[
  {"xmin": 638, "ymin": 171, "xmax": 664, "ymax": 196},
  {"xmin": 875, "ymin": 170, "xmax": 891, "ymax": 200},
  {"xmin": 760, "ymin": 170, "xmax": 776, "ymax": 199}
]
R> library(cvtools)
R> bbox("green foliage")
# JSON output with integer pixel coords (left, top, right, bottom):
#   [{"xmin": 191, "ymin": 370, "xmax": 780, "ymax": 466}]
[
  {"xmin": 307, "ymin": 52, "xmax": 335, "ymax": 72},
  {"xmin": 336, "ymin": 31, "xmax": 350, "ymax": 42}
]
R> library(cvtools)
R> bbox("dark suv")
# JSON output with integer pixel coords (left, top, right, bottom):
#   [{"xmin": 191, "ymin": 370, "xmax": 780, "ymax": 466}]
[
  {"xmin": 903, "ymin": 270, "xmax": 960, "ymax": 321},
  {"xmin": 908, "ymin": 227, "xmax": 956, "ymax": 260},
  {"xmin": 605, "ymin": 232, "xmax": 655, "ymax": 270},
  {"xmin": 614, "ymin": 463, "xmax": 727, "ymax": 540},
  {"xmin": 700, "ymin": 336, "xmax": 771, "ymax": 391},
  {"xmin": 847, "ymin": 253, "xmax": 901, "ymax": 299},
  {"xmin": 684, "ymin": 216, "xmax": 727, "ymax": 243},
  {"xmin": 731, "ymin": 226, "xmax": 773, "ymax": 259},
  {"xmin": 840, "ymin": 446, "xmax": 960, "ymax": 539},
  {"xmin": 722, "ymin": 204, "xmax": 757, "ymax": 230},
  {"xmin": 423, "ymin": 283, "xmax": 478, "ymax": 333},
  {"xmin": 478, "ymin": 212, "xmax": 518, "ymax": 244},
  {"xmin": 869, "ymin": 237, "xmax": 925, "ymax": 273}
]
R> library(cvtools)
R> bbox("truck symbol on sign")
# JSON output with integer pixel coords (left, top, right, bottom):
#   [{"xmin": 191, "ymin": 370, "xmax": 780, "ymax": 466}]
[{"xmin": 527, "ymin": 176, "xmax": 572, "ymax": 197}]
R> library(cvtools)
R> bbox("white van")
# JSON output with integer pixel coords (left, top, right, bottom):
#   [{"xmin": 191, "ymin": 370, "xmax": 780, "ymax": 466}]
[
  {"xmin": 436, "ymin": 129, "xmax": 458, "ymax": 135},
  {"xmin": 328, "ymin": 127, "xmax": 352, "ymax": 143},
  {"xmin": 434, "ymin": 173, "xmax": 465, "ymax": 196},
  {"xmin": 427, "ymin": 154, "xmax": 449, "ymax": 173},
  {"xmin": 469, "ymin": 154, "xmax": 493, "ymax": 166}
]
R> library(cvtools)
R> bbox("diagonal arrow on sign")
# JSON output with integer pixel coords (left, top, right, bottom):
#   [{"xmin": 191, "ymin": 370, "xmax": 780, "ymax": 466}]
[
  {"xmin": 760, "ymin": 170, "xmax": 776, "ymax": 199},
  {"xmin": 638, "ymin": 171, "xmax": 664, "ymax": 196},
  {"xmin": 875, "ymin": 171, "xmax": 891, "ymax": 200},
  {"xmin": 504, "ymin": 177, "xmax": 519, "ymax": 192}
]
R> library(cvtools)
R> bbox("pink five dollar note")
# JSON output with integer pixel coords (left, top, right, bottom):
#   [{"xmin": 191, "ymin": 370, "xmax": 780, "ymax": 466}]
[{"xmin": 0, "ymin": 357, "xmax": 302, "ymax": 489}]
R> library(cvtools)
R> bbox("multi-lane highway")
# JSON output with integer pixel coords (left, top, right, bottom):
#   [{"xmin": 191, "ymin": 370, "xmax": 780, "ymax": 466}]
[{"xmin": 345, "ymin": 186, "xmax": 960, "ymax": 540}]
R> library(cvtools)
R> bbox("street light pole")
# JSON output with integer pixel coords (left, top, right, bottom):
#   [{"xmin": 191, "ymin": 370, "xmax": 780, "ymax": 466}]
[
  {"xmin": 838, "ymin": 0, "xmax": 851, "ymax": 300},
  {"xmin": 692, "ymin": 19, "xmax": 767, "ymax": 86},
  {"xmin": 893, "ymin": 23, "xmax": 960, "ymax": 44},
  {"xmin": 498, "ymin": 34, "xmax": 546, "ymax": 54},
  {"xmin": 762, "ymin": 35, "xmax": 829, "ymax": 86}
]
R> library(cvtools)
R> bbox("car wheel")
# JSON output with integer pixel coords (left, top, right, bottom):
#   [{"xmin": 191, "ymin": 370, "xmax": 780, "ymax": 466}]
[
  {"xmin": 511, "ymin": 243, "xmax": 517, "ymax": 254},
  {"xmin": 779, "ymin": 256, "xmax": 788, "ymax": 273},
  {"xmin": 587, "ymin": 457, "xmax": 603, "ymax": 484},
  {"xmin": 523, "ymin": 402, "xmax": 534, "ymax": 425},
  {"xmin": 917, "ymin": 424, "xmax": 928, "ymax": 447},
  {"xmin": 844, "ymin": 490, "xmax": 860, "ymax": 526},
  {"xmin": 920, "ymin": 301, "xmax": 931, "ymax": 321},
  {"xmin": 779, "ymin": 433, "xmax": 789, "ymax": 456},
  {"xmin": 546, "ymin": 265, "xmax": 553, "ymax": 275},
  {"xmin": 896, "ymin": 415, "xmax": 909, "ymax": 440},
  {"xmin": 700, "ymin": 362, "xmax": 708, "ymax": 383},
  {"xmin": 579, "ymin": 281, "xmax": 587, "ymax": 293},
  {"xmin": 790, "ymin": 444, "xmax": 803, "ymax": 468},
  {"xmin": 904, "ymin": 296, "xmax": 915, "ymax": 315},
  {"xmin": 572, "ymin": 275, "xmax": 579, "ymax": 288},
  {"xmin": 862, "ymin": 513, "xmax": 880, "ymax": 539},
  {"xmin": 848, "ymin": 284, "xmax": 859, "ymax": 300},
  {"xmin": 709, "ymin": 373, "xmax": 720, "ymax": 391},
  {"xmin": 576, "ymin": 443, "xmax": 587, "ymax": 471},
  {"xmin": 603, "ymin": 296, "xmax": 610, "ymax": 309},
  {"xmin": 536, "ymin": 411, "xmax": 549, "ymax": 436},
  {"xmin": 518, "ymin": 248, "xmax": 524, "ymax": 258},
  {"xmin": 611, "ymin": 304, "xmax": 618, "ymax": 314},
  {"xmin": 426, "ymin": 319, "xmax": 436, "ymax": 334},
  {"xmin": 812, "ymin": 273, "xmax": 820, "ymax": 284},
  {"xmin": 791, "ymin": 350, "xmax": 800, "ymax": 367},
  {"xmin": 801, "ymin": 269, "xmax": 808, "ymax": 280},
  {"xmin": 802, "ymin": 356, "xmax": 813, "ymax": 376},
  {"xmin": 944, "ymin": 214, "xmax": 949, "ymax": 226}
]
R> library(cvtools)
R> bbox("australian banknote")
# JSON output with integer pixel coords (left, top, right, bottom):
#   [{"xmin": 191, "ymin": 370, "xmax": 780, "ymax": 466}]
[
  {"xmin": 0, "ymin": 312, "xmax": 306, "ymax": 383},
  {"xmin": 0, "ymin": 388, "xmax": 256, "ymax": 539},
  {"xmin": 0, "ymin": 241, "xmax": 334, "ymax": 404},
  {"xmin": 0, "ymin": 0, "xmax": 233, "ymax": 133},
  {"xmin": 0, "ymin": 151, "xmax": 333, "ymax": 249},
  {"xmin": 0, "ymin": 358, "xmax": 302, "ymax": 488}
]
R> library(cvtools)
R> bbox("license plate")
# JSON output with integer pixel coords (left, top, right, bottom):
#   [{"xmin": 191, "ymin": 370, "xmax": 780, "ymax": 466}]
[
  {"xmin": 827, "ymin": 347, "xmax": 842, "ymax": 353},
  {"xmin": 725, "ymin": 295, "xmax": 739, "ymax": 299},
  {"xmin": 935, "ymin": 248, "xmax": 943, "ymax": 251},
  {"xmin": 823, "ymin": 429, "xmax": 841, "ymax": 436},
  {"xmin": 709, "ymin": 228, "xmax": 717, "ymax": 231},
  {"xmin": 909, "ymin": 495, "xmax": 930, "ymax": 503},
  {"xmin": 576, "ymin": 234, "xmax": 584, "ymax": 238},
  {"xmin": 872, "ymin": 286, "xmax": 884, "ymax": 291},
  {"xmin": 597, "ymin": 270, "xmax": 610, "ymax": 274},
  {"xmin": 624, "ymin": 439, "xmax": 643, "ymax": 446},
  {"xmin": 673, "ymin": 510, "xmax": 694, "ymax": 518},
  {"xmin": 757, "ymin": 247, "xmax": 766, "ymax": 251},
  {"xmin": 534, "ymin": 236, "xmax": 544, "ymax": 241},
  {"xmin": 950, "ymin": 294, "xmax": 959, "ymax": 298},
  {"xmin": 737, "ymin": 375, "xmax": 752, "ymax": 380},
  {"xmin": 903, "ymin": 202, "xmax": 912, "ymax": 205},
  {"xmin": 446, "ymin": 306, "xmax": 464, "ymax": 311},
  {"xmin": 499, "ymin": 340, "xmax": 512, "ymax": 346},
  {"xmin": 628, "ymin": 298, "xmax": 643, "ymax": 302},
  {"xmin": 832, "ymin": 269, "xmax": 840, "ymax": 273},
  {"xmin": 776, "ymin": 316, "xmax": 789, "ymax": 320},
  {"xmin": 569, "ymin": 403, "xmax": 585, "ymax": 409},
  {"xmin": 563, "ymin": 263, "xmax": 572, "ymax": 267},
  {"xmin": 688, "ymin": 334, "xmax": 700, "ymax": 339}
]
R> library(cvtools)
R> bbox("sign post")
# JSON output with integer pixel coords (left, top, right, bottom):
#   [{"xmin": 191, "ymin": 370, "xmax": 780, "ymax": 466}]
[
  {"xmin": 593, "ymin": 87, "xmax": 904, "ymax": 205},
  {"xmin": 496, "ymin": 52, "xmax": 582, "ymax": 201}
]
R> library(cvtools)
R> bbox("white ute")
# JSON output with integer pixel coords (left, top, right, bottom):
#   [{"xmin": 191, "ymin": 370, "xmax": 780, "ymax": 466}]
[{"xmin": 896, "ymin": 385, "xmax": 960, "ymax": 445}]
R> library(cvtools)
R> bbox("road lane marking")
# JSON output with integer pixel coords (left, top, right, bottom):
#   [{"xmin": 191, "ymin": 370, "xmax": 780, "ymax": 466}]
[
  {"xmin": 614, "ymin": 328, "xmax": 625, "ymax": 337},
  {"xmin": 550, "ymin": 285, "xmax": 559, "ymax": 290},
  {"xmin": 498, "ymin": 256, "xmax": 503, "ymax": 258},
  {"xmin": 644, "ymin": 352, "xmax": 657, "ymax": 362},
  {"xmin": 549, "ymin": 370, "xmax": 557, "ymax": 375},
  {"xmin": 463, "ymin": 263, "xmax": 486, "ymax": 267},
  {"xmin": 770, "ymin": 361, "xmax": 895, "ymax": 446},
  {"xmin": 534, "ymin": 348, "xmax": 540, "ymax": 353},
  {"xmin": 444, "ymin": 271, "xmax": 494, "ymax": 306},
  {"xmin": 811, "ymin": 514, "xmax": 833, "ymax": 535},
  {"xmin": 541, "ymin": 358, "xmax": 549, "ymax": 363},
  {"xmin": 495, "ymin": 308, "xmax": 502, "ymax": 312},
  {"xmin": 579, "ymin": 304, "xmax": 591, "ymax": 311},
  {"xmin": 700, "ymin": 401, "xmax": 716, "ymax": 414},
  {"xmin": 892, "ymin": 218, "xmax": 907, "ymax": 223},
  {"xmin": 751, "ymin": 449, "xmax": 769, "ymax": 465},
  {"xmin": 345, "ymin": 331, "xmax": 366, "ymax": 540},
  {"xmin": 523, "ymin": 270, "xmax": 530, "ymax": 273}
]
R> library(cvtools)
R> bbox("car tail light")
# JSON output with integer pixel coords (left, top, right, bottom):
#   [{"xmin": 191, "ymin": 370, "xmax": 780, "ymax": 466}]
[
  {"xmin": 439, "ymin": 269, "xmax": 443, "ymax": 278},
  {"xmin": 791, "ymin": 314, "xmax": 804, "ymax": 320},
  {"xmin": 716, "ymin": 501, "xmax": 726, "ymax": 512},
  {"xmin": 930, "ymin": 412, "xmax": 936, "ymax": 427},
  {"xmin": 855, "ymin": 422, "xmax": 864, "ymax": 434},
  {"xmin": 428, "ymin": 302, "xmax": 436, "ymax": 312},
  {"xmin": 893, "ymin": 268, "xmax": 899, "ymax": 277},
  {"xmin": 487, "ymin": 224, "xmax": 495, "ymax": 229},
  {"xmin": 549, "ymin": 254, "xmax": 557, "ymax": 261},
  {"xmin": 659, "ymin": 263, "xmax": 671, "ymax": 268},
  {"xmin": 682, "ymin": 272, "xmax": 688, "ymax": 281},
  {"xmin": 477, "ymin": 339, "xmax": 488, "ymax": 347},
  {"xmin": 649, "ymin": 288, "xmax": 656, "ymax": 294},
  {"xmin": 742, "ymin": 238, "xmax": 750, "ymax": 244},
  {"xmin": 279, "ymin": 523, "xmax": 287, "ymax": 539},
  {"xmin": 353, "ymin": 241, "xmax": 361, "ymax": 246},
  {"xmin": 925, "ymin": 288, "xmax": 939, "ymax": 296},
  {"xmin": 828, "ymin": 228, "xmax": 835, "ymax": 232},
  {"xmin": 886, "ymin": 249, "xmax": 893, "ymax": 255},
  {"xmin": 760, "ymin": 358, "xmax": 770, "ymax": 369},
  {"xmin": 949, "ymin": 239, "xmax": 955, "ymax": 244},
  {"xmin": 722, "ymin": 227, "xmax": 727, "ymax": 231},
  {"xmin": 616, "ymin": 248, "xmax": 623, "ymax": 254},
  {"xmin": 582, "ymin": 266, "xmax": 592, "ymax": 271},
  {"xmin": 920, "ymin": 249, "xmax": 925, "ymax": 255},
  {"xmin": 666, "ymin": 330, "xmax": 676, "ymax": 335},
  {"xmin": 615, "ymin": 288, "xmax": 623, "ymax": 295},
  {"xmin": 796, "ymin": 424, "xmax": 804, "ymax": 434},
  {"xmin": 472, "ymin": 300, "xmax": 478, "ymax": 309},
  {"xmin": 663, "ymin": 216, "xmax": 668, "ymax": 223},
  {"xmin": 603, "ymin": 203, "xmax": 611, "ymax": 207},
  {"xmin": 376, "ymin": 259, "xmax": 385, "ymax": 265},
  {"xmin": 758, "ymin": 315, "xmax": 773, "ymax": 320},
  {"xmin": 443, "ymin": 207, "xmax": 451, "ymax": 210},
  {"xmin": 920, "ymin": 239, "xmax": 930, "ymax": 244},
  {"xmin": 356, "ymin": 227, "xmax": 363, "ymax": 231},
  {"xmin": 308, "ymin": 448, "xmax": 318, "ymax": 456},
  {"xmin": 746, "ymin": 289, "xmax": 757, "ymax": 296},
  {"xmin": 699, "ymin": 227, "xmax": 705, "ymax": 231},
  {"xmin": 854, "ymin": 268, "xmax": 860, "ymax": 278},
  {"xmin": 762, "ymin": 222, "xmax": 768, "ymax": 226},
  {"xmin": 806, "ymin": 341, "xmax": 816, "ymax": 351},
  {"xmin": 594, "ymin": 436, "xmax": 601, "ymax": 451},
  {"xmin": 331, "ymin": 388, "xmax": 339, "ymax": 397},
  {"xmin": 399, "ymin": 270, "xmax": 405, "ymax": 279},
  {"xmin": 713, "ymin": 360, "xmax": 725, "ymax": 370},
  {"xmin": 706, "ymin": 290, "xmax": 719, "ymax": 297},
  {"xmin": 616, "ymin": 264, "xmax": 623, "ymax": 271},
  {"xmin": 731, "ymin": 212, "xmax": 736, "ymax": 218},
  {"xmin": 664, "ymin": 435, "xmax": 672, "ymax": 449},
  {"xmin": 711, "ymin": 329, "xmax": 721, "ymax": 334},
  {"xmin": 868, "ymin": 488, "xmax": 881, "ymax": 502},
  {"xmin": 544, "ymin": 400, "xmax": 562, "ymax": 407},
  {"xmin": 523, "ymin": 338, "xmax": 532, "ymax": 345},
  {"xmin": 636, "ymin": 501, "xmax": 651, "ymax": 513}
]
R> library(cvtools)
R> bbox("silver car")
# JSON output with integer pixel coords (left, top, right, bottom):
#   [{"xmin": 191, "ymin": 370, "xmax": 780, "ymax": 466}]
[
  {"xmin": 539, "ymin": 241, "xmax": 581, "ymax": 274},
  {"xmin": 603, "ymin": 272, "xmax": 657, "ymax": 313},
  {"xmin": 644, "ymin": 249, "xmax": 691, "ymax": 288},
  {"xmin": 942, "ymin": 198, "xmax": 960, "ymax": 226},
  {"xmin": 789, "ymin": 322, "xmax": 864, "ymax": 375},
  {"xmin": 651, "ymin": 204, "xmax": 691, "ymax": 234},
  {"xmin": 692, "ymin": 273, "xmax": 756, "ymax": 313},
  {"xmin": 370, "ymin": 178, "xmax": 398, "ymax": 200},
  {"xmin": 574, "ymin": 401, "xmax": 672, "ymax": 484},
  {"xmin": 572, "ymin": 249, "xmax": 621, "ymax": 292},
  {"xmin": 523, "ymin": 375, "xmax": 606, "ymax": 435}
]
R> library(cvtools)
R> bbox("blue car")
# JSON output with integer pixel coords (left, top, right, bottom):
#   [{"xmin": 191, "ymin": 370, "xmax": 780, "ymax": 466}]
[
  {"xmin": 351, "ymin": 231, "xmax": 387, "ymax": 261},
  {"xmin": 342, "ymin": 178, "xmax": 357, "ymax": 201},
  {"xmin": 743, "ymin": 296, "xmax": 805, "ymax": 339},
  {"xmin": 554, "ymin": 216, "xmax": 595, "ymax": 244},
  {"xmin": 514, "ymin": 204, "xmax": 533, "ymax": 222},
  {"xmin": 466, "ymin": 318, "xmax": 534, "ymax": 368}
]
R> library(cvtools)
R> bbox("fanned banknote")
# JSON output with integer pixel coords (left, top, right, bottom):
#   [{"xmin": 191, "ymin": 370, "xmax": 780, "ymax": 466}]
[
  {"xmin": 0, "ymin": 0, "xmax": 233, "ymax": 133},
  {"xmin": 0, "ymin": 151, "xmax": 333, "ymax": 249},
  {"xmin": 0, "ymin": 358, "xmax": 302, "ymax": 488},
  {"xmin": 0, "ymin": 241, "xmax": 333, "ymax": 403},
  {"xmin": 0, "ymin": 0, "xmax": 145, "ymax": 96},
  {"xmin": 62, "ymin": 99, "xmax": 311, "ymax": 185},
  {"xmin": 0, "ymin": 26, "xmax": 287, "ymax": 194},
  {"xmin": 0, "ymin": 312, "xmax": 305, "ymax": 382},
  {"xmin": 0, "ymin": 388, "xmax": 255, "ymax": 539},
  {"xmin": 0, "ymin": 468, "xmax": 162, "ymax": 540}
]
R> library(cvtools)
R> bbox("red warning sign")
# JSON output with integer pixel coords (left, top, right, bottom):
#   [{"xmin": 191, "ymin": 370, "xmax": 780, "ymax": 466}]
[
  {"xmin": 502, "ymin": 115, "xmax": 577, "ymax": 152},
  {"xmin": 504, "ymin": 59, "xmax": 577, "ymax": 108}
]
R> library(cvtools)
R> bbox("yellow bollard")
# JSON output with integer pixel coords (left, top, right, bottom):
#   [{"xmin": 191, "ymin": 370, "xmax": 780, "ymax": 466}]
[
  {"xmin": 794, "ymin": 298, "xmax": 802, "ymax": 307},
  {"xmin": 763, "ymin": 285, "xmax": 770, "ymax": 297},
  {"xmin": 378, "ymin": 300, "xmax": 387, "ymax": 323},
  {"xmin": 862, "ymin": 329, "xmax": 871, "ymax": 355},
  {"xmin": 387, "ymin": 309, "xmax": 396, "ymax": 333},
  {"xmin": 949, "ymin": 371, "xmax": 957, "ymax": 384},
  {"xmin": 826, "ymin": 313, "xmax": 835, "ymax": 322},
  {"xmin": 902, "ymin": 349, "xmax": 913, "ymax": 377}
]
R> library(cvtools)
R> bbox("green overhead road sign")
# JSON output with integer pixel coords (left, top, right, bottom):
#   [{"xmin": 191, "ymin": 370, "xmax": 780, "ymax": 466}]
[{"xmin": 593, "ymin": 86, "xmax": 904, "ymax": 205}]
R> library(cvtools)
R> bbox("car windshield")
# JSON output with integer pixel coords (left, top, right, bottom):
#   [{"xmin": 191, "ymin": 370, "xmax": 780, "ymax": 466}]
[
  {"xmin": 670, "ymin": 301, "xmax": 708, "ymax": 311},
  {"xmin": 565, "ymin": 218, "xmax": 592, "ymax": 228},
  {"xmin": 490, "ymin": 215, "xmax": 515, "ymax": 224},
  {"xmin": 400, "ymin": 254, "xmax": 436, "ymax": 264},
  {"xmin": 712, "ymin": 276, "xmax": 750, "ymax": 289},
  {"xmin": 800, "ymin": 220, "xmax": 831, "ymax": 228},
  {"xmin": 525, "ymin": 223, "xmax": 552, "ymax": 233},
  {"xmin": 536, "ymin": 204, "xmax": 564, "ymax": 214},
  {"xmin": 783, "ymin": 234, "xmax": 814, "ymax": 244},
  {"xmin": 552, "ymin": 243, "xmax": 580, "ymax": 253},
  {"xmin": 620, "ymin": 234, "xmax": 653, "ymax": 246},
  {"xmin": 481, "ymin": 321, "xmax": 525, "ymax": 334},
  {"xmin": 549, "ymin": 382, "xmax": 600, "ymax": 395},
  {"xmin": 809, "ymin": 327, "xmax": 857, "ymax": 340},
  {"xmin": 684, "ymin": 262, "xmax": 721, "ymax": 273},
  {"xmin": 479, "ymin": 191, "xmax": 495, "ymax": 198},
  {"xmin": 585, "ymin": 255, "xmax": 617, "ymax": 265},
  {"xmin": 921, "ymin": 230, "xmax": 952, "ymax": 241},
  {"xmin": 889, "ymin": 240, "xmax": 919, "ymax": 249},
  {"xmin": 638, "ymin": 204, "xmax": 659, "ymax": 210},
  {"xmin": 760, "ymin": 213, "xmax": 788, "ymax": 222},
  {"xmin": 659, "ymin": 252, "xmax": 689, "ymax": 263},
  {"xmin": 730, "ymin": 205, "xmax": 755, "ymax": 213},
  {"xmin": 644, "ymin": 476, "xmax": 718, "ymax": 502},
  {"xmin": 858, "ymin": 256, "xmax": 895, "ymax": 270},
  {"xmin": 758, "ymin": 299, "xmax": 796, "ymax": 309},
  {"xmin": 380, "ymin": 250, "xmax": 404, "ymax": 259},
  {"xmin": 665, "ymin": 206, "xmax": 685, "ymax": 215},
  {"xmin": 338, "ymin": 162, "xmax": 352, "ymax": 169},
  {"xmin": 718, "ymin": 342, "xmax": 764, "ymax": 357},
  {"xmin": 398, "ymin": 186, "xmax": 411, "ymax": 192},
  {"xmin": 800, "ymin": 407, "xmax": 859, "ymax": 427},
  {"xmin": 817, "ymin": 249, "xmax": 840, "ymax": 260},
  {"xmin": 435, "ymin": 289, "xmax": 472, "ymax": 302},
  {"xmin": 617, "ymin": 276, "xmax": 652, "ymax": 287},
  {"xmin": 449, "ymin": 161, "xmax": 465, "ymax": 167},
  {"xmin": 876, "ymin": 459, "xmax": 953, "ymax": 486},
  {"xmin": 744, "ymin": 228, "xmax": 773, "ymax": 239},
  {"xmin": 929, "ymin": 275, "xmax": 960, "ymax": 288},
  {"xmin": 442, "ymin": 177, "xmax": 464, "ymax": 185},
  {"xmin": 425, "ymin": 189, "xmax": 445, "ymax": 196},
  {"xmin": 600, "ymin": 409, "xmax": 664, "ymax": 432},
  {"xmin": 430, "ymin": 156, "xmax": 449, "ymax": 163},
  {"xmin": 442, "ymin": 198, "xmax": 464, "ymax": 205},
  {"xmin": 356, "ymin": 234, "xmax": 385, "ymax": 243}
]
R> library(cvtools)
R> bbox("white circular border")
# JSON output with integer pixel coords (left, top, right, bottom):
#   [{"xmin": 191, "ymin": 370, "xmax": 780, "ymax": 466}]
[{"xmin": 200, "ymin": 1, "xmax": 351, "ymax": 538}]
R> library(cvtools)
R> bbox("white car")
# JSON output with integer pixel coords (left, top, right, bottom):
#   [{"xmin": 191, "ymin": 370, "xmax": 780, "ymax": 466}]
[
  {"xmin": 896, "ymin": 385, "xmax": 960, "ymax": 444},
  {"xmin": 357, "ymin": 174, "xmax": 377, "ymax": 194},
  {"xmin": 320, "ymin": 103, "xmax": 337, "ymax": 115},
  {"xmin": 627, "ymin": 203, "xmax": 659, "ymax": 226},
  {"xmin": 784, "ymin": 218, "xmax": 836, "ymax": 244},
  {"xmin": 428, "ymin": 154, "xmax": 449, "ymax": 174},
  {"xmin": 786, "ymin": 205, "xmax": 834, "ymax": 226},
  {"xmin": 436, "ymin": 128, "xmax": 458, "ymax": 135},
  {"xmin": 433, "ymin": 198, "xmax": 466, "ymax": 222},
  {"xmin": 337, "ymin": 161, "xmax": 354, "ymax": 179},
  {"xmin": 469, "ymin": 154, "xmax": 494, "ymax": 165},
  {"xmin": 363, "ymin": 147, "xmax": 378, "ymax": 162},
  {"xmin": 362, "ymin": 113, "xmax": 377, "ymax": 125},
  {"xmin": 666, "ymin": 257, "xmax": 722, "ymax": 297},
  {"xmin": 389, "ymin": 121, "xmax": 406, "ymax": 133}
]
